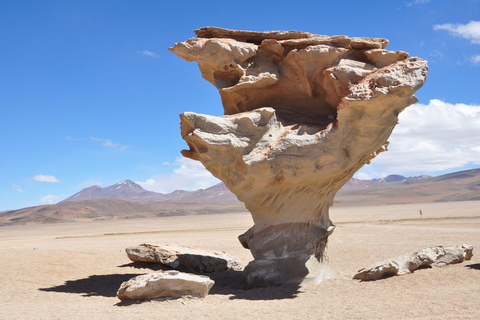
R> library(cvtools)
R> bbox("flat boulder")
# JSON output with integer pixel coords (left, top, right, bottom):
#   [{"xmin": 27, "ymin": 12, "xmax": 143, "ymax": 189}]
[
  {"xmin": 117, "ymin": 270, "xmax": 214, "ymax": 301},
  {"xmin": 354, "ymin": 244, "xmax": 473, "ymax": 281},
  {"xmin": 125, "ymin": 243, "xmax": 243, "ymax": 273}
]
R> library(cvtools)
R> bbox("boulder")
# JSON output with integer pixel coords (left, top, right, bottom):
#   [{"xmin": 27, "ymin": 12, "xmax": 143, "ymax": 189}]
[
  {"xmin": 353, "ymin": 244, "xmax": 473, "ymax": 281},
  {"xmin": 117, "ymin": 270, "xmax": 214, "ymax": 301},
  {"xmin": 126, "ymin": 243, "xmax": 242, "ymax": 273}
]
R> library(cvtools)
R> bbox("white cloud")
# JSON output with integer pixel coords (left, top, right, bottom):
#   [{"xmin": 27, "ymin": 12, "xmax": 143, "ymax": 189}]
[
  {"xmin": 357, "ymin": 99, "xmax": 480, "ymax": 179},
  {"xmin": 90, "ymin": 137, "xmax": 130, "ymax": 150},
  {"xmin": 40, "ymin": 195, "xmax": 61, "ymax": 204},
  {"xmin": 31, "ymin": 175, "xmax": 60, "ymax": 183},
  {"xmin": 139, "ymin": 50, "xmax": 159, "ymax": 58},
  {"xmin": 12, "ymin": 184, "xmax": 25, "ymax": 192},
  {"xmin": 434, "ymin": 21, "xmax": 480, "ymax": 44},
  {"xmin": 407, "ymin": 0, "xmax": 431, "ymax": 6},
  {"xmin": 136, "ymin": 157, "xmax": 220, "ymax": 193},
  {"xmin": 471, "ymin": 55, "xmax": 480, "ymax": 63}
]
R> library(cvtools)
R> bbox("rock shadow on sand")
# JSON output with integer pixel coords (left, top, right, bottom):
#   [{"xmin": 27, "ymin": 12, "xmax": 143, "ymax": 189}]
[
  {"xmin": 119, "ymin": 262, "xmax": 300, "ymax": 300},
  {"xmin": 39, "ymin": 273, "xmax": 142, "ymax": 298},
  {"xmin": 208, "ymin": 270, "xmax": 301, "ymax": 300},
  {"xmin": 466, "ymin": 263, "xmax": 480, "ymax": 270}
]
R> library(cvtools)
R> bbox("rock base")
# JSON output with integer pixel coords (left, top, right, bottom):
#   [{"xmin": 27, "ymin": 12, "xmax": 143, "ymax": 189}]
[{"xmin": 240, "ymin": 223, "xmax": 335, "ymax": 288}]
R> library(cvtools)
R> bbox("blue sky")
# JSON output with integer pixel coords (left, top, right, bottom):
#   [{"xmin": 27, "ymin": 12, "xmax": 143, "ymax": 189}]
[{"xmin": 2, "ymin": 0, "xmax": 480, "ymax": 211}]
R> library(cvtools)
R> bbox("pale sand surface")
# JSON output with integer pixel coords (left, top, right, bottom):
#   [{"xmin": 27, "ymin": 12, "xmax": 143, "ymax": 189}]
[{"xmin": 1, "ymin": 201, "xmax": 479, "ymax": 319}]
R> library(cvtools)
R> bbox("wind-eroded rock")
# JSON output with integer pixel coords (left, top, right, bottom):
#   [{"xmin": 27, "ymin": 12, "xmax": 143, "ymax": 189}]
[
  {"xmin": 126, "ymin": 243, "xmax": 242, "ymax": 273},
  {"xmin": 354, "ymin": 244, "xmax": 473, "ymax": 281},
  {"xmin": 117, "ymin": 270, "xmax": 214, "ymax": 301},
  {"xmin": 170, "ymin": 27, "xmax": 428, "ymax": 288}
]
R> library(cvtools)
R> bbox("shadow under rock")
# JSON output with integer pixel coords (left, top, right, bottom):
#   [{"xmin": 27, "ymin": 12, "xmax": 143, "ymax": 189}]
[
  {"xmin": 118, "ymin": 261, "xmax": 173, "ymax": 271},
  {"xmin": 466, "ymin": 263, "xmax": 480, "ymax": 270},
  {"xmin": 120, "ymin": 262, "xmax": 301, "ymax": 300},
  {"xmin": 39, "ymin": 273, "xmax": 142, "ymax": 298},
  {"xmin": 208, "ymin": 270, "xmax": 301, "ymax": 300}
]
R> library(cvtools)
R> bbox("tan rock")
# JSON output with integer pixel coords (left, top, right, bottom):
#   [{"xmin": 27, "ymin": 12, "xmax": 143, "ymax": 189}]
[
  {"xmin": 353, "ymin": 244, "xmax": 473, "ymax": 281},
  {"xmin": 126, "ymin": 243, "xmax": 242, "ymax": 273},
  {"xmin": 117, "ymin": 270, "xmax": 214, "ymax": 301},
  {"xmin": 170, "ymin": 27, "xmax": 428, "ymax": 288}
]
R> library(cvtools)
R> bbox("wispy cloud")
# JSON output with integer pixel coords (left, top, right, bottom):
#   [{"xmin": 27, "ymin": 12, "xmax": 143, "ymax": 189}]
[
  {"xmin": 138, "ymin": 50, "xmax": 159, "ymax": 58},
  {"xmin": 356, "ymin": 99, "xmax": 480, "ymax": 179},
  {"xmin": 40, "ymin": 194, "xmax": 61, "ymax": 204},
  {"xmin": 136, "ymin": 157, "xmax": 220, "ymax": 193},
  {"xmin": 471, "ymin": 55, "xmax": 480, "ymax": 64},
  {"xmin": 30, "ymin": 175, "xmax": 60, "ymax": 183},
  {"xmin": 434, "ymin": 21, "xmax": 480, "ymax": 44},
  {"xmin": 90, "ymin": 137, "xmax": 130, "ymax": 150},
  {"xmin": 12, "ymin": 184, "xmax": 25, "ymax": 192},
  {"xmin": 65, "ymin": 136, "xmax": 81, "ymax": 141},
  {"xmin": 407, "ymin": 0, "xmax": 431, "ymax": 6}
]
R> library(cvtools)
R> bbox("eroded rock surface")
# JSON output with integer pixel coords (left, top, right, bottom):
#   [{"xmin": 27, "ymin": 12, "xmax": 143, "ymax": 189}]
[
  {"xmin": 117, "ymin": 270, "xmax": 214, "ymax": 301},
  {"xmin": 126, "ymin": 243, "xmax": 242, "ymax": 273},
  {"xmin": 170, "ymin": 27, "xmax": 428, "ymax": 288},
  {"xmin": 354, "ymin": 244, "xmax": 473, "ymax": 281}
]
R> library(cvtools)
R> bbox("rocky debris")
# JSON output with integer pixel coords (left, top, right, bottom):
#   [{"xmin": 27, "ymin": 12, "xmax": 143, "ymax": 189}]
[
  {"xmin": 432, "ymin": 244, "xmax": 474, "ymax": 267},
  {"xmin": 126, "ymin": 243, "xmax": 242, "ymax": 273},
  {"xmin": 117, "ymin": 270, "xmax": 214, "ymax": 301},
  {"xmin": 353, "ymin": 244, "xmax": 473, "ymax": 281},
  {"xmin": 170, "ymin": 27, "xmax": 428, "ymax": 288}
]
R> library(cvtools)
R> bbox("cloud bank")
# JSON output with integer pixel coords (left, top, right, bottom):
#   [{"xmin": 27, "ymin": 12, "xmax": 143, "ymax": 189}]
[
  {"xmin": 136, "ymin": 157, "xmax": 220, "ymax": 193},
  {"xmin": 434, "ymin": 21, "xmax": 480, "ymax": 44},
  {"xmin": 357, "ymin": 99, "xmax": 480, "ymax": 179}
]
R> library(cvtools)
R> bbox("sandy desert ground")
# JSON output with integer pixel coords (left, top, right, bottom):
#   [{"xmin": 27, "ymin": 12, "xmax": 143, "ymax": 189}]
[{"xmin": 1, "ymin": 201, "xmax": 479, "ymax": 320}]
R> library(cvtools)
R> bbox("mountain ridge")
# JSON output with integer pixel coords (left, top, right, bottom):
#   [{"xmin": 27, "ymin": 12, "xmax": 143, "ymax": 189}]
[{"xmin": 2, "ymin": 168, "xmax": 479, "ymax": 226}]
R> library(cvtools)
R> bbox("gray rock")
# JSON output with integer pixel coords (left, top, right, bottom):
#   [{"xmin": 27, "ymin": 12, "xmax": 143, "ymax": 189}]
[
  {"xmin": 117, "ymin": 270, "xmax": 214, "ymax": 301},
  {"xmin": 126, "ymin": 243, "xmax": 242, "ymax": 273},
  {"xmin": 354, "ymin": 244, "xmax": 473, "ymax": 281}
]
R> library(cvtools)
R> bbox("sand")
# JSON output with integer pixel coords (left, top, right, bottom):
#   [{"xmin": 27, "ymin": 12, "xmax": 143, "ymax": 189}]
[{"xmin": 1, "ymin": 201, "xmax": 479, "ymax": 319}]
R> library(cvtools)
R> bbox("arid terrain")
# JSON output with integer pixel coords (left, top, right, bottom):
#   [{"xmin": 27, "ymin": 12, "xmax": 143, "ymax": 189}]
[
  {"xmin": 1, "ymin": 201, "xmax": 479, "ymax": 319},
  {"xmin": 2, "ymin": 168, "xmax": 479, "ymax": 227}
]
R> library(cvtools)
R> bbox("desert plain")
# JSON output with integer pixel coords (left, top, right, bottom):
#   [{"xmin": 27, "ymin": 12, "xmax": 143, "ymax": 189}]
[{"xmin": 1, "ymin": 201, "xmax": 479, "ymax": 320}]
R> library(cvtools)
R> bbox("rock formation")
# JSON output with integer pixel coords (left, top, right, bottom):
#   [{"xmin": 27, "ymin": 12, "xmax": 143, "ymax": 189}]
[
  {"xmin": 353, "ymin": 244, "xmax": 473, "ymax": 281},
  {"xmin": 170, "ymin": 27, "xmax": 428, "ymax": 288},
  {"xmin": 117, "ymin": 270, "xmax": 214, "ymax": 301},
  {"xmin": 126, "ymin": 243, "xmax": 242, "ymax": 273}
]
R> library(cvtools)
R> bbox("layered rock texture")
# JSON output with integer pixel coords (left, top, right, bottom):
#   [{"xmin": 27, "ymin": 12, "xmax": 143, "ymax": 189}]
[
  {"xmin": 170, "ymin": 27, "xmax": 428, "ymax": 288},
  {"xmin": 126, "ymin": 243, "xmax": 242, "ymax": 273},
  {"xmin": 354, "ymin": 244, "xmax": 473, "ymax": 281},
  {"xmin": 117, "ymin": 270, "xmax": 214, "ymax": 301}
]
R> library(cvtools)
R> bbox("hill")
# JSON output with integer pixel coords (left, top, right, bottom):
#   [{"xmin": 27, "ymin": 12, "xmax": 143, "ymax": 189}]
[{"xmin": 2, "ymin": 168, "xmax": 479, "ymax": 226}]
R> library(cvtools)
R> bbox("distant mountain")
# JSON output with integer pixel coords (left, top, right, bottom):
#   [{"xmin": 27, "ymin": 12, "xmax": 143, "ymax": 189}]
[
  {"xmin": 62, "ymin": 179, "xmax": 241, "ymax": 204},
  {"xmin": 335, "ymin": 168, "xmax": 480, "ymax": 206},
  {"xmin": 2, "ymin": 168, "xmax": 479, "ymax": 226},
  {"xmin": 374, "ymin": 174, "xmax": 406, "ymax": 183},
  {"xmin": 0, "ymin": 198, "xmax": 246, "ymax": 226},
  {"xmin": 63, "ymin": 180, "xmax": 183, "ymax": 202}
]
